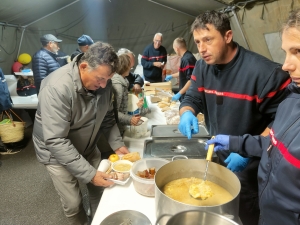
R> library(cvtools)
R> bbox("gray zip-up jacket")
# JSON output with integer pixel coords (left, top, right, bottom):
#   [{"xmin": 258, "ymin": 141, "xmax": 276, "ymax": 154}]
[
  {"xmin": 32, "ymin": 54, "xmax": 124, "ymax": 184},
  {"xmin": 112, "ymin": 73, "xmax": 132, "ymax": 128}
]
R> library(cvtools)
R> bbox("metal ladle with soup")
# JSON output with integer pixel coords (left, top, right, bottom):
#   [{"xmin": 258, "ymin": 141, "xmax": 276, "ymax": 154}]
[{"xmin": 188, "ymin": 136, "xmax": 215, "ymax": 200}]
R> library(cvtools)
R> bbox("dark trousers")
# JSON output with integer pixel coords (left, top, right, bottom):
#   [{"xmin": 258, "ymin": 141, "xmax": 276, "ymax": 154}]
[
  {"xmin": 97, "ymin": 133, "xmax": 115, "ymax": 159},
  {"xmin": 25, "ymin": 109, "xmax": 36, "ymax": 125}
]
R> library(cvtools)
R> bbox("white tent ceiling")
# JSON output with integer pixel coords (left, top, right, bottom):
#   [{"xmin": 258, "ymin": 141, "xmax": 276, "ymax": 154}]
[
  {"xmin": 0, "ymin": 0, "xmax": 78, "ymax": 26},
  {"xmin": 0, "ymin": 0, "xmax": 227, "ymax": 26},
  {"xmin": 0, "ymin": 0, "xmax": 229, "ymax": 73},
  {"xmin": 0, "ymin": 0, "xmax": 282, "ymax": 74}
]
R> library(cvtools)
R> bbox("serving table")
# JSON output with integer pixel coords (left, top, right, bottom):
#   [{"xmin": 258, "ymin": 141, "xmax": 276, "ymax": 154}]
[{"xmin": 91, "ymin": 97, "xmax": 167, "ymax": 225}]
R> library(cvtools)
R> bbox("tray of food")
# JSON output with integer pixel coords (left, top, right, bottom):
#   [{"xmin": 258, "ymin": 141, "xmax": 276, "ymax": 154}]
[
  {"xmin": 98, "ymin": 152, "xmax": 141, "ymax": 185},
  {"xmin": 107, "ymin": 160, "xmax": 132, "ymax": 185}
]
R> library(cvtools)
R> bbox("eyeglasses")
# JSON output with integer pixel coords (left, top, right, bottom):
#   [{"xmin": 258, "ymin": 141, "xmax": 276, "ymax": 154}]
[{"xmin": 154, "ymin": 40, "xmax": 162, "ymax": 44}]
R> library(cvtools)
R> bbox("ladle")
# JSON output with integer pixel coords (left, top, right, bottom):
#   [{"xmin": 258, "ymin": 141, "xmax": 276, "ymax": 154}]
[
  {"xmin": 203, "ymin": 136, "xmax": 215, "ymax": 181},
  {"xmin": 189, "ymin": 136, "xmax": 215, "ymax": 200}
]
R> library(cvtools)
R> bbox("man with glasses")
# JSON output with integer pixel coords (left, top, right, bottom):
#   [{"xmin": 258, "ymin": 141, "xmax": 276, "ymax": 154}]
[
  {"xmin": 32, "ymin": 34, "xmax": 62, "ymax": 94},
  {"xmin": 33, "ymin": 42, "xmax": 129, "ymax": 224},
  {"xmin": 141, "ymin": 33, "xmax": 167, "ymax": 83}
]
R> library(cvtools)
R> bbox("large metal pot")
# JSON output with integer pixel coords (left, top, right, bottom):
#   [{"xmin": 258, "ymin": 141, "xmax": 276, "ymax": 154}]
[
  {"xmin": 155, "ymin": 210, "xmax": 239, "ymax": 225},
  {"xmin": 155, "ymin": 159, "xmax": 241, "ymax": 225}
]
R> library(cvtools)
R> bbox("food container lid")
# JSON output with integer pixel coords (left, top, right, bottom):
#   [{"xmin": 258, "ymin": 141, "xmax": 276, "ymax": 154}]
[
  {"xmin": 150, "ymin": 124, "xmax": 209, "ymax": 138},
  {"xmin": 100, "ymin": 210, "xmax": 152, "ymax": 225},
  {"xmin": 144, "ymin": 139, "xmax": 206, "ymax": 158},
  {"xmin": 143, "ymin": 138, "xmax": 217, "ymax": 160}
]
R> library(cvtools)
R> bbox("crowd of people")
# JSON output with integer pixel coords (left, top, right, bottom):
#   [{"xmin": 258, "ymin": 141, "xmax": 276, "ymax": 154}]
[{"xmin": 3, "ymin": 8, "xmax": 299, "ymax": 225}]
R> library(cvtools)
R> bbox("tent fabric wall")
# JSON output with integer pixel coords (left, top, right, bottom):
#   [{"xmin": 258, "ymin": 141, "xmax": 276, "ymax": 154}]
[
  {"xmin": 233, "ymin": 0, "xmax": 299, "ymax": 61},
  {"xmin": 0, "ymin": 0, "xmax": 197, "ymax": 74},
  {"xmin": 0, "ymin": 0, "xmax": 299, "ymax": 74}
]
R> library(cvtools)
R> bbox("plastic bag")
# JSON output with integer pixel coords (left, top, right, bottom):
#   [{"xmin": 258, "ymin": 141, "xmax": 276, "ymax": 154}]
[
  {"xmin": 140, "ymin": 96, "xmax": 151, "ymax": 116},
  {"xmin": 165, "ymin": 108, "xmax": 180, "ymax": 125}
]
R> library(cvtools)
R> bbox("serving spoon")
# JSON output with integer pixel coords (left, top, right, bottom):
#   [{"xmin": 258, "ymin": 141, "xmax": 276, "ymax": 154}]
[{"xmin": 189, "ymin": 136, "xmax": 215, "ymax": 200}]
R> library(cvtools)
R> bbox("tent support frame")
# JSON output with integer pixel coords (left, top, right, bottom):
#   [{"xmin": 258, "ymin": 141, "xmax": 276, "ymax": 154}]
[
  {"xmin": 0, "ymin": 0, "xmax": 80, "ymax": 60},
  {"xmin": 223, "ymin": 6, "xmax": 250, "ymax": 49},
  {"xmin": 148, "ymin": 0, "xmax": 195, "ymax": 18}
]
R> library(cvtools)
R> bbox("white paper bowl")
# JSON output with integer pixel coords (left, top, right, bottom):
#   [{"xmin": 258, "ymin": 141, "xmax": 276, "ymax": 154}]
[{"xmin": 112, "ymin": 160, "xmax": 133, "ymax": 173}]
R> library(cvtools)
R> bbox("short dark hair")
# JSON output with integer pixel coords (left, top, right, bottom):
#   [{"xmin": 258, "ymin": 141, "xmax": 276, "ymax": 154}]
[
  {"xmin": 282, "ymin": 9, "xmax": 300, "ymax": 31},
  {"xmin": 191, "ymin": 10, "xmax": 231, "ymax": 36},
  {"xmin": 79, "ymin": 41, "xmax": 119, "ymax": 74}
]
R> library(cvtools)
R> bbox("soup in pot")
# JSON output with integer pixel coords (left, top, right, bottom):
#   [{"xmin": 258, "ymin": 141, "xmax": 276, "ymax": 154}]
[{"xmin": 163, "ymin": 177, "xmax": 233, "ymax": 206}]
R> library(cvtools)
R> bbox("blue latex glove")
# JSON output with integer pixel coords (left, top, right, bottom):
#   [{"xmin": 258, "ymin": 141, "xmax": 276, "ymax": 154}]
[
  {"xmin": 178, "ymin": 110, "xmax": 198, "ymax": 139},
  {"xmin": 205, "ymin": 135, "xmax": 229, "ymax": 152},
  {"xmin": 172, "ymin": 92, "xmax": 181, "ymax": 101},
  {"xmin": 224, "ymin": 152, "xmax": 250, "ymax": 172},
  {"xmin": 165, "ymin": 75, "xmax": 173, "ymax": 81}
]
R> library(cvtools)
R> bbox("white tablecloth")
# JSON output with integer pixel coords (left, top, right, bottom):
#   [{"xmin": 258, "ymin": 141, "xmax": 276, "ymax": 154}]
[{"xmin": 91, "ymin": 97, "xmax": 167, "ymax": 225}]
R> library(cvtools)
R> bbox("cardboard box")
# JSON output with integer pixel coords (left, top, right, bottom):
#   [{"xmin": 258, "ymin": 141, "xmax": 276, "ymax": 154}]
[{"xmin": 144, "ymin": 82, "xmax": 172, "ymax": 95}]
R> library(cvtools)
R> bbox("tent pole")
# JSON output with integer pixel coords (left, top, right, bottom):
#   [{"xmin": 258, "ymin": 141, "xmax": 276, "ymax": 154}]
[
  {"xmin": 14, "ymin": 0, "xmax": 80, "ymax": 59},
  {"xmin": 231, "ymin": 6, "xmax": 250, "ymax": 49},
  {"xmin": 0, "ymin": 22, "xmax": 24, "ymax": 29},
  {"xmin": 24, "ymin": 0, "xmax": 80, "ymax": 27},
  {"xmin": 16, "ymin": 28, "xmax": 26, "ymax": 61},
  {"xmin": 148, "ymin": 0, "xmax": 195, "ymax": 18},
  {"xmin": 224, "ymin": 6, "xmax": 250, "ymax": 49}
]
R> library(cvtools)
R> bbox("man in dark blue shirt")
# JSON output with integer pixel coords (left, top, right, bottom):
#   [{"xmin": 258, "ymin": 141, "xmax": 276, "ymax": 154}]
[
  {"xmin": 165, "ymin": 37, "xmax": 196, "ymax": 102},
  {"xmin": 179, "ymin": 10, "xmax": 290, "ymax": 225},
  {"xmin": 141, "ymin": 33, "xmax": 167, "ymax": 83}
]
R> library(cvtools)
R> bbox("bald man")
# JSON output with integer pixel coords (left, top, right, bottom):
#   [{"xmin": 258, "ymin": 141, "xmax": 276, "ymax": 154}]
[{"xmin": 141, "ymin": 33, "xmax": 167, "ymax": 83}]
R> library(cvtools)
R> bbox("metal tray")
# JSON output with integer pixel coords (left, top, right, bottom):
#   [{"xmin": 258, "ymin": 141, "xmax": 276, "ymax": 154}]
[
  {"xmin": 150, "ymin": 124, "xmax": 209, "ymax": 139},
  {"xmin": 143, "ymin": 138, "xmax": 218, "ymax": 160}
]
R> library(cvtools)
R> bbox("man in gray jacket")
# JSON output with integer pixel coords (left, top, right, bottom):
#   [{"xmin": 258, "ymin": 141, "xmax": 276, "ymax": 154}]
[{"xmin": 32, "ymin": 42, "xmax": 129, "ymax": 225}]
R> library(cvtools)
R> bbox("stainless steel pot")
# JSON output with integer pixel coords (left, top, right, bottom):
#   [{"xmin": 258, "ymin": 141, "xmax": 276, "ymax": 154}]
[
  {"xmin": 156, "ymin": 210, "xmax": 239, "ymax": 225},
  {"xmin": 155, "ymin": 159, "xmax": 241, "ymax": 225},
  {"xmin": 100, "ymin": 210, "xmax": 152, "ymax": 225}
]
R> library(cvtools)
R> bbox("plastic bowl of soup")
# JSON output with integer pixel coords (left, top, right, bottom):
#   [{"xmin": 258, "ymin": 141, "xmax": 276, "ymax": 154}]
[
  {"xmin": 130, "ymin": 158, "xmax": 169, "ymax": 197},
  {"xmin": 112, "ymin": 160, "xmax": 133, "ymax": 173}
]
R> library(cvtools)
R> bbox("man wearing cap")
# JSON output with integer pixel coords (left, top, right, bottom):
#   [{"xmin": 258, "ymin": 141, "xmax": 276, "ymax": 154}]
[
  {"xmin": 32, "ymin": 34, "xmax": 62, "ymax": 95},
  {"xmin": 71, "ymin": 34, "xmax": 94, "ymax": 61}
]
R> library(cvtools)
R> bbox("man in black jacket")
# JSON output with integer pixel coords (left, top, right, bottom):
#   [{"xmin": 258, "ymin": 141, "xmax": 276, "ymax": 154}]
[
  {"xmin": 117, "ymin": 48, "xmax": 144, "ymax": 92},
  {"xmin": 178, "ymin": 10, "xmax": 290, "ymax": 225},
  {"xmin": 32, "ymin": 34, "xmax": 62, "ymax": 94}
]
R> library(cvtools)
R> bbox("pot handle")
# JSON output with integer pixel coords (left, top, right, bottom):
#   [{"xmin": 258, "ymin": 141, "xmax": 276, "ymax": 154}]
[
  {"xmin": 171, "ymin": 155, "xmax": 188, "ymax": 161},
  {"xmin": 155, "ymin": 214, "xmax": 173, "ymax": 225}
]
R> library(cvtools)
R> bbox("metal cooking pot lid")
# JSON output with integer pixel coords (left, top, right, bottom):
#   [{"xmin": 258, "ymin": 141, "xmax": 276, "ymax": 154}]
[{"xmin": 100, "ymin": 210, "xmax": 152, "ymax": 225}]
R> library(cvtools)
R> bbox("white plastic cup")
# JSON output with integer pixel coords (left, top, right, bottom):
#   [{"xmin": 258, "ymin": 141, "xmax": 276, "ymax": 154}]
[{"xmin": 98, "ymin": 159, "xmax": 111, "ymax": 172}]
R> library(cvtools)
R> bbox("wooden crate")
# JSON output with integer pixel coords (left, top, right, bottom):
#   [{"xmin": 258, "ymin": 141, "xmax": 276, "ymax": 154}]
[{"xmin": 144, "ymin": 82, "xmax": 172, "ymax": 95}]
